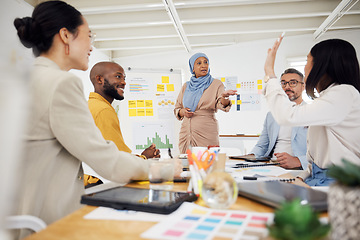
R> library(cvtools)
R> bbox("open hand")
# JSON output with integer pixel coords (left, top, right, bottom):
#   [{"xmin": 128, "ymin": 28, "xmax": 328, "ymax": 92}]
[
  {"xmin": 264, "ymin": 33, "xmax": 284, "ymax": 77},
  {"xmin": 222, "ymin": 89, "xmax": 237, "ymax": 98}
]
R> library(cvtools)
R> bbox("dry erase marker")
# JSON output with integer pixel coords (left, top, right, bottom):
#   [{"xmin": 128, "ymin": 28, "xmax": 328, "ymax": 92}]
[
  {"xmin": 187, "ymin": 179, "xmax": 193, "ymax": 193},
  {"xmin": 188, "ymin": 159, "xmax": 200, "ymax": 196},
  {"xmin": 186, "ymin": 150, "xmax": 199, "ymax": 196}
]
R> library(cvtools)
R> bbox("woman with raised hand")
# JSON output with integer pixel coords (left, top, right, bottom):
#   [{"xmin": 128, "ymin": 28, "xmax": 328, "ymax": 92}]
[
  {"xmin": 174, "ymin": 53, "xmax": 237, "ymax": 154},
  {"xmin": 13, "ymin": 1, "xmax": 150, "ymax": 235},
  {"xmin": 263, "ymin": 36, "xmax": 360, "ymax": 186}
]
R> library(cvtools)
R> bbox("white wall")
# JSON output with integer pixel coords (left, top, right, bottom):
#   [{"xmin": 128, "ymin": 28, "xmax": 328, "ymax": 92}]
[
  {"xmin": 71, "ymin": 48, "xmax": 110, "ymax": 99},
  {"xmin": 112, "ymin": 29, "xmax": 360, "ymax": 138},
  {"xmin": 2, "ymin": 0, "xmax": 360, "ymax": 157}
]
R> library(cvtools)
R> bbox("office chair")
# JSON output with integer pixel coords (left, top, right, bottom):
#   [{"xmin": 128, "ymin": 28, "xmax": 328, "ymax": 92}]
[{"xmin": 5, "ymin": 215, "xmax": 47, "ymax": 232}]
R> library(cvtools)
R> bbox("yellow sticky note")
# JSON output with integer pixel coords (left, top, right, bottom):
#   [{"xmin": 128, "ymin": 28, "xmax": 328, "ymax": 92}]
[
  {"xmin": 237, "ymin": 100, "xmax": 242, "ymax": 104},
  {"xmin": 129, "ymin": 109, "xmax": 136, "ymax": 117},
  {"xmin": 257, "ymin": 85, "xmax": 263, "ymax": 89},
  {"xmin": 128, "ymin": 100, "xmax": 136, "ymax": 108},
  {"xmin": 257, "ymin": 79, "xmax": 262, "ymax": 84},
  {"xmin": 137, "ymin": 109, "xmax": 145, "ymax": 116},
  {"xmin": 145, "ymin": 100, "xmax": 153, "ymax": 108},
  {"xmin": 137, "ymin": 100, "xmax": 145, "ymax": 107},
  {"xmin": 231, "ymin": 100, "xmax": 235, "ymax": 105},
  {"xmin": 162, "ymin": 76, "xmax": 169, "ymax": 83},
  {"xmin": 167, "ymin": 84, "xmax": 174, "ymax": 92},
  {"xmin": 146, "ymin": 108, "xmax": 153, "ymax": 116},
  {"xmin": 157, "ymin": 84, "xmax": 165, "ymax": 92},
  {"xmin": 221, "ymin": 77, "xmax": 225, "ymax": 82},
  {"xmin": 236, "ymin": 83, "xmax": 241, "ymax": 88},
  {"xmin": 191, "ymin": 209, "xmax": 208, "ymax": 214}
]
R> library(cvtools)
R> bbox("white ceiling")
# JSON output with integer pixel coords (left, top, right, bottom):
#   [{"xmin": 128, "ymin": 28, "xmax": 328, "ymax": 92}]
[{"xmin": 25, "ymin": 0, "xmax": 360, "ymax": 58}]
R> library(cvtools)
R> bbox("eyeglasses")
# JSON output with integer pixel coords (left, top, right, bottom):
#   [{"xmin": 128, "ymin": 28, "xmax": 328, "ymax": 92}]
[
  {"xmin": 90, "ymin": 32, "xmax": 96, "ymax": 44},
  {"xmin": 280, "ymin": 79, "xmax": 304, "ymax": 88}
]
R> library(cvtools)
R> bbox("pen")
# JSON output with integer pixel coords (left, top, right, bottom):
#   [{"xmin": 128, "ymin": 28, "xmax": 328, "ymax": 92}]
[{"xmin": 168, "ymin": 148, "xmax": 173, "ymax": 159}]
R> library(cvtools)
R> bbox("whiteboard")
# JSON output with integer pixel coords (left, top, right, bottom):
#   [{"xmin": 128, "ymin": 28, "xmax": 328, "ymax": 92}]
[
  {"xmin": 113, "ymin": 68, "xmax": 183, "ymax": 157},
  {"xmin": 215, "ymin": 76, "xmax": 269, "ymax": 135}
]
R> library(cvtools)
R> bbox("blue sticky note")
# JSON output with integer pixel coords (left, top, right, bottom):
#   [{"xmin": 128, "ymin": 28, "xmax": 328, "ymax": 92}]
[
  {"xmin": 204, "ymin": 218, "xmax": 221, "ymax": 224},
  {"xmin": 187, "ymin": 232, "xmax": 208, "ymax": 239},
  {"xmin": 196, "ymin": 225, "xmax": 214, "ymax": 231},
  {"xmin": 184, "ymin": 216, "xmax": 201, "ymax": 221}
]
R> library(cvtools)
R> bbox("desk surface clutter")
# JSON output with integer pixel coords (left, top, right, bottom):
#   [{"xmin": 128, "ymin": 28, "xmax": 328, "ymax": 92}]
[{"xmin": 24, "ymin": 159, "xmax": 327, "ymax": 240}]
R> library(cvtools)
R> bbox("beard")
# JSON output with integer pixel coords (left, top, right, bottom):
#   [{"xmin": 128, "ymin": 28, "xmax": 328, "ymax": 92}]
[
  {"xmin": 103, "ymin": 78, "xmax": 124, "ymax": 101},
  {"xmin": 286, "ymin": 90, "xmax": 300, "ymax": 102}
]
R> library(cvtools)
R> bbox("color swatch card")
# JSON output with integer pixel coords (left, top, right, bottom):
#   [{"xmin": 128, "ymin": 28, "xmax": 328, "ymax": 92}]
[{"xmin": 141, "ymin": 202, "xmax": 273, "ymax": 240}]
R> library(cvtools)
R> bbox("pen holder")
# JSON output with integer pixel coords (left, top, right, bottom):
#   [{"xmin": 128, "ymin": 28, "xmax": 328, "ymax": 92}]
[{"xmin": 201, "ymin": 153, "xmax": 237, "ymax": 209}]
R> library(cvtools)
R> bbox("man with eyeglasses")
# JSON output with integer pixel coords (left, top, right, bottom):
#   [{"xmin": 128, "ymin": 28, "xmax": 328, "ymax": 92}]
[{"xmin": 245, "ymin": 68, "xmax": 308, "ymax": 169}]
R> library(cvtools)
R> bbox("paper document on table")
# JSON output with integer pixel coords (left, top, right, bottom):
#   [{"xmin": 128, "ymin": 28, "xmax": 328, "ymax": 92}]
[
  {"xmin": 84, "ymin": 206, "xmax": 167, "ymax": 222},
  {"xmin": 229, "ymin": 166, "xmax": 288, "ymax": 183},
  {"xmin": 82, "ymin": 162, "xmax": 111, "ymax": 184}
]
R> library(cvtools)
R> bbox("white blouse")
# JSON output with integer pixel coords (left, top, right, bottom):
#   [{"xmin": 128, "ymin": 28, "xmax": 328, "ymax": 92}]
[{"xmin": 264, "ymin": 78, "xmax": 360, "ymax": 180}]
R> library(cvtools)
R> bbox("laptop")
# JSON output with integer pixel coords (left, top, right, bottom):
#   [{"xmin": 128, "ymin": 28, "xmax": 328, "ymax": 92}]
[{"xmin": 237, "ymin": 181, "xmax": 328, "ymax": 212}]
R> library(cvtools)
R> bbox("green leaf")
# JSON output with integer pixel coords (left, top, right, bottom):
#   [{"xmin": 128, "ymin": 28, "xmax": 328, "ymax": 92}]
[
  {"xmin": 327, "ymin": 158, "xmax": 360, "ymax": 186},
  {"xmin": 268, "ymin": 199, "xmax": 330, "ymax": 240}
]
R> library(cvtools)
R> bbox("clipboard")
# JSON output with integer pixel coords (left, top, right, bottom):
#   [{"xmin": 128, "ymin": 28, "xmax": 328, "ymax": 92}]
[{"xmin": 81, "ymin": 186, "xmax": 198, "ymax": 214}]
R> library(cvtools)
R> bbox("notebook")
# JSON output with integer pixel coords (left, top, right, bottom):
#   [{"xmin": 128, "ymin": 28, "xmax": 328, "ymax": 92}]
[
  {"xmin": 237, "ymin": 181, "xmax": 328, "ymax": 212},
  {"xmin": 229, "ymin": 156, "xmax": 271, "ymax": 162}
]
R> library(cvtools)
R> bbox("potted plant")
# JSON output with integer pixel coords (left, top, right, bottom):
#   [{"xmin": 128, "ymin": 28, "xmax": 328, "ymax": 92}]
[
  {"xmin": 327, "ymin": 158, "xmax": 360, "ymax": 240},
  {"xmin": 267, "ymin": 199, "xmax": 330, "ymax": 240}
]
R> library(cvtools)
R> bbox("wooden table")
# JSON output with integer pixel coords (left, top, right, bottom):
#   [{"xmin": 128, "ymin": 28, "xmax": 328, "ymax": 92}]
[
  {"xmin": 24, "ymin": 181, "xmax": 278, "ymax": 240},
  {"xmin": 24, "ymin": 171, "xmax": 327, "ymax": 240}
]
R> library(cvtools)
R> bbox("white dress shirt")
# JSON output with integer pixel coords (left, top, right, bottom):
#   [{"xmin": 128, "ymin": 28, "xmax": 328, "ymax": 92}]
[
  {"xmin": 264, "ymin": 78, "xmax": 360, "ymax": 180},
  {"xmin": 273, "ymin": 125, "xmax": 293, "ymax": 157}
]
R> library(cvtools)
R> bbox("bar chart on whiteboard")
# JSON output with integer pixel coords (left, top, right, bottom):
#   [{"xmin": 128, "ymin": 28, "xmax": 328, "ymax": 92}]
[{"xmin": 132, "ymin": 121, "xmax": 175, "ymax": 153}]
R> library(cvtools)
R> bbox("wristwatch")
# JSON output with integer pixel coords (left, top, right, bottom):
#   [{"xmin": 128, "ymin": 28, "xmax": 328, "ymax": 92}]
[{"xmin": 264, "ymin": 75, "xmax": 277, "ymax": 83}]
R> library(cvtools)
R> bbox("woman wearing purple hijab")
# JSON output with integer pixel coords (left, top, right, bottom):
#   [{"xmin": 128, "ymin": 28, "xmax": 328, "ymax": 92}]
[{"xmin": 174, "ymin": 53, "xmax": 237, "ymax": 153}]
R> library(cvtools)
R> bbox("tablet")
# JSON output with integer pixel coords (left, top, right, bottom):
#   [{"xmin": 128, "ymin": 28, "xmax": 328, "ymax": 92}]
[
  {"xmin": 229, "ymin": 156, "xmax": 271, "ymax": 162},
  {"xmin": 81, "ymin": 186, "xmax": 198, "ymax": 214},
  {"xmin": 237, "ymin": 181, "xmax": 328, "ymax": 212}
]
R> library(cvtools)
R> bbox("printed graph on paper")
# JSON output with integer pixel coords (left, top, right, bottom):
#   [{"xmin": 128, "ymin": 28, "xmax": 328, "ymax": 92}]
[{"xmin": 132, "ymin": 121, "xmax": 175, "ymax": 150}]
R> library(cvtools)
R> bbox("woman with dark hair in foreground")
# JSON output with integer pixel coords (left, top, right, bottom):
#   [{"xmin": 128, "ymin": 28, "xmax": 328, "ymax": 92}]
[
  {"xmin": 263, "ymin": 37, "xmax": 360, "ymax": 186},
  {"xmin": 13, "ymin": 1, "xmax": 150, "ymax": 237}
]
